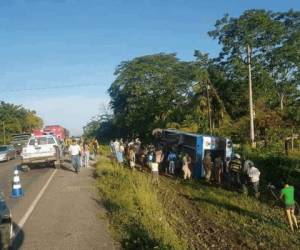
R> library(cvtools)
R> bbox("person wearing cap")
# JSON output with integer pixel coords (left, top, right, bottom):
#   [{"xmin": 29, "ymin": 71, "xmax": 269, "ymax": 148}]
[
  {"xmin": 229, "ymin": 153, "xmax": 242, "ymax": 188},
  {"xmin": 280, "ymin": 182, "xmax": 298, "ymax": 231}
]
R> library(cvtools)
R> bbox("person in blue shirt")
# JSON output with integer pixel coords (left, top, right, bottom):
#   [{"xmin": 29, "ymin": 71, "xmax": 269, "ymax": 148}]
[{"xmin": 167, "ymin": 150, "xmax": 177, "ymax": 175}]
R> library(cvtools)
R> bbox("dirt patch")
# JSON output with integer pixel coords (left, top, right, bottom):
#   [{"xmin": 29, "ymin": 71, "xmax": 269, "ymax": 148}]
[{"xmin": 157, "ymin": 178, "xmax": 249, "ymax": 250}]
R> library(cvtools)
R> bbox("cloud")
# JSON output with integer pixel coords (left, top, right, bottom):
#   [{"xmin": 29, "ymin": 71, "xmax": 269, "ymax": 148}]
[{"xmin": 20, "ymin": 95, "xmax": 110, "ymax": 135}]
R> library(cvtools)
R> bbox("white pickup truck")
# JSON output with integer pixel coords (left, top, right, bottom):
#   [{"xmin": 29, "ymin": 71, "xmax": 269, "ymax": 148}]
[{"xmin": 21, "ymin": 135, "xmax": 62, "ymax": 169}]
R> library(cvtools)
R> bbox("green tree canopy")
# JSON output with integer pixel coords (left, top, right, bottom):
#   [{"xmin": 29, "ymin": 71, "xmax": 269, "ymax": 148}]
[{"xmin": 0, "ymin": 101, "xmax": 43, "ymax": 144}]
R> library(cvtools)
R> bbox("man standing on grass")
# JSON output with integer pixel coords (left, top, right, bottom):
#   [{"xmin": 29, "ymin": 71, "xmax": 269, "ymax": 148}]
[
  {"xmin": 213, "ymin": 156, "xmax": 223, "ymax": 185},
  {"xmin": 203, "ymin": 152, "xmax": 212, "ymax": 182},
  {"xmin": 151, "ymin": 159, "xmax": 159, "ymax": 186},
  {"xmin": 182, "ymin": 153, "xmax": 192, "ymax": 180},
  {"xmin": 155, "ymin": 147, "xmax": 164, "ymax": 172},
  {"xmin": 229, "ymin": 153, "xmax": 242, "ymax": 188},
  {"xmin": 280, "ymin": 182, "xmax": 298, "ymax": 232},
  {"xmin": 128, "ymin": 145, "xmax": 136, "ymax": 169},
  {"xmin": 247, "ymin": 162, "xmax": 260, "ymax": 198},
  {"xmin": 167, "ymin": 150, "xmax": 176, "ymax": 175},
  {"xmin": 69, "ymin": 139, "xmax": 81, "ymax": 174}
]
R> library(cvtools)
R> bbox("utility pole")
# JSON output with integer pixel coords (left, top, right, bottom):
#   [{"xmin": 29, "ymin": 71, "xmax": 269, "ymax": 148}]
[
  {"xmin": 2, "ymin": 121, "xmax": 5, "ymax": 144},
  {"xmin": 206, "ymin": 84, "xmax": 212, "ymax": 135},
  {"xmin": 247, "ymin": 45, "xmax": 255, "ymax": 148}
]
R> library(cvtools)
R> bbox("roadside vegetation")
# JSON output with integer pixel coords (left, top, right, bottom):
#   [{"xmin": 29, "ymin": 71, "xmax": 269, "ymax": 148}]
[
  {"xmin": 0, "ymin": 101, "xmax": 43, "ymax": 144},
  {"xmin": 95, "ymin": 152, "xmax": 300, "ymax": 250},
  {"xmin": 95, "ymin": 155, "xmax": 187, "ymax": 250},
  {"xmin": 85, "ymin": 9, "xmax": 300, "ymax": 152},
  {"xmin": 88, "ymin": 9, "xmax": 300, "ymax": 249}
]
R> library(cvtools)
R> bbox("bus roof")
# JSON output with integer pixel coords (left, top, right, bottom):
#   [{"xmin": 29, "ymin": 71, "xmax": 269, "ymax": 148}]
[{"xmin": 163, "ymin": 129, "xmax": 231, "ymax": 141}]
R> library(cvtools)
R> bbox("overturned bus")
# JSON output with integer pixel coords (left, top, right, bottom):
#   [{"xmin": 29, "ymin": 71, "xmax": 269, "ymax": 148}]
[{"xmin": 154, "ymin": 129, "xmax": 233, "ymax": 179}]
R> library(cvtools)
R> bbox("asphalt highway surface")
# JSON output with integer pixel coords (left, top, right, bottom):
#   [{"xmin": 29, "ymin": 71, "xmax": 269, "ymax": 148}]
[{"xmin": 0, "ymin": 158, "xmax": 116, "ymax": 250}]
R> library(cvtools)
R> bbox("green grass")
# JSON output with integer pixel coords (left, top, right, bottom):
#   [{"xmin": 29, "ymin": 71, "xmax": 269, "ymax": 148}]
[
  {"xmin": 95, "ymin": 152, "xmax": 300, "ymax": 250},
  {"xmin": 175, "ymin": 180, "xmax": 300, "ymax": 249},
  {"xmin": 95, "ymin": 156, "xmax": 187, "ymax": 250}
]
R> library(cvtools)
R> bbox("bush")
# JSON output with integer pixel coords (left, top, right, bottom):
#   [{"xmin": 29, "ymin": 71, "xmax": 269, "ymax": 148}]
[{"xmin": 240, "ymin": 146, "xmax": 300, "ymax": 192}]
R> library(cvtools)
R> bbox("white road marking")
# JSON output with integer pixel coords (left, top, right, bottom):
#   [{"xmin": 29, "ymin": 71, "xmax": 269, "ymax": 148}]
[{"xmin": 13, "ymin": 169, "xmax": 58, "ymax": 239}]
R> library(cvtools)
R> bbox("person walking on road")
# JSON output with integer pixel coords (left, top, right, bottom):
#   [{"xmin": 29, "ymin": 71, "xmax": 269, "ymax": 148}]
[
  {"xmin": 92, "ymin": 138, "xmax": 99, "ymax": 155},
  {"xmin": 69, "ymin": 139, "xmax": 81, "ymax": 173},
  {"xmin": 82, "ymin": 141, "xmax": 90, "ymax": 168},
  {"xmin": 280, "ymin": 183, "xmax": 299, "ymax": 232}
]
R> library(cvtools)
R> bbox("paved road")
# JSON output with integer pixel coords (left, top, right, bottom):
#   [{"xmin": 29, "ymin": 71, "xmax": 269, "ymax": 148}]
[{"xmin": 0, "ymin": 159, "xmax": 116, "ymax": 250}]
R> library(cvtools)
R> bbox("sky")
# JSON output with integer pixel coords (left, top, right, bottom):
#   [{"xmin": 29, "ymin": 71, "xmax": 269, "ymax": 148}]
[{"xmin": 0, "ymin": 0, "xmax": 299, "ymax": 135}]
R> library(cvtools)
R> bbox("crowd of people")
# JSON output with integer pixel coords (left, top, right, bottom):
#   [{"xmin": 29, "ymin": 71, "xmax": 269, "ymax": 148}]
[
  {"xmin": 110, "ymin": 138, "xmax": 261, "ymax": 197},
  {"xmin": 110, "ymin": 138, "xmax": 299, "ymax": 231},
  {"xmin": 203, "ymin": 152, "xmax": 261, "ymax": 198},
  {"xmin": 110, "ymin": 138, "xmax": 195, "ymax": 185}
]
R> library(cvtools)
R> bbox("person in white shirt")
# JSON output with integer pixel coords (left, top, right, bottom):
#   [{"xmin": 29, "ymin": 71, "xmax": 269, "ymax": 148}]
[
  {"xmin": 69, "ymin": 139, "xmax": 81, "ymax": 173},
  {"xmin": 113, "ymin": 139, "xmax": 120, "ymax": 153},
  {"xmin": 247, "ymin": 163, "xmax": 260, "ymax": 198},
  {"xmin": 151, "ymin": 160, "xmax": 159, "ymax": 186}
]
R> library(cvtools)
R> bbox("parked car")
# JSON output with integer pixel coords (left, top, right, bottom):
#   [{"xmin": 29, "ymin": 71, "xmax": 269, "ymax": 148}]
[
  {"xmin": 21, "ymin": 135, "xmax": 62, "ymax": 169},
  {"xmin": 0, "ymin": 145, "xmax": 16, "ymax": 162},
  {"xmin": 0, "ymin": 193, "xmax": 12, "ymax": 250}
]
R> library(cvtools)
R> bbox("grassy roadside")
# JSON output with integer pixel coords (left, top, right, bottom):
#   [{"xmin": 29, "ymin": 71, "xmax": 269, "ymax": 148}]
[
  {"xmin": 95, "ymin": 155, "xmax": 187, "ymax": 250},
  {"xmin": 95, "ymin": 152, "xmax": 300, "ymax": 250}
]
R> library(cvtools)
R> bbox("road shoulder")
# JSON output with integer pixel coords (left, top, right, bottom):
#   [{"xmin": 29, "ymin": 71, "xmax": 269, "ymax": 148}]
[{"xmin": 16, "ymin": 163, "xmax": 117, "ymax": 250}]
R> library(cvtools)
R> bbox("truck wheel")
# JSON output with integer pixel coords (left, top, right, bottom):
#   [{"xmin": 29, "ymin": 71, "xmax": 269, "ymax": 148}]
[
  {"xmin": 0, "ymin": 216, "xmax": 12, "ymax": 250},
  {"xmin": 54, "ymin": 161, "xmax": 61, "ymax": 169},
  {"xmin": 21, "ymin": 165, "xmax": 30, "ymax": 172}
]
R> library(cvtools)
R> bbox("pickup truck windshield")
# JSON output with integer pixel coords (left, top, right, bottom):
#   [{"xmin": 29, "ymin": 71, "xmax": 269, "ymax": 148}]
[{"xmin": 29, "ymin": 137, "xmax": 56, "ymax": 146}]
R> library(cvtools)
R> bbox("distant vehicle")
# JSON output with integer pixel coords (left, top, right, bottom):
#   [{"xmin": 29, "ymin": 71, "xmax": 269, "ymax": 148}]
[
  {"xmin": 0, "ymin": 145, "xmax": 16, "ymax": 162},
  {"xmin": 11, "ymin": 133, "xmax": 31, "ymax": 155},
  {"xmin": 0, "ymin": 193, "xmax": 12, "ymax": 250},
  {"xmin": 32, "ymin": 129, "xmax": 44, "ymax": 137},
  {"xmin": 43, "ymin": 125, "xmax": 69, "ymax": 141},
  {"xmin": 21, "ymin": 135, "xmax": 62, "ymax": 169}
]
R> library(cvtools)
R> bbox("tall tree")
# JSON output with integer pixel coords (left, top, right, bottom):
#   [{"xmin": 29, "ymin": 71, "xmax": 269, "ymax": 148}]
[
  {"xmin": 266, "ymin": 10, "xmax": 300, "ymax": 111},
  {"xmin": 108, "ymin": 53, "xmax": 193, "ymax": 139},
  {"xmin": 209, "ymin": 9, "xmax": 286, "ymax": 145},
  {"xmin": 0, "ymin": 101, "xmax": 43, "ymax": 143}
]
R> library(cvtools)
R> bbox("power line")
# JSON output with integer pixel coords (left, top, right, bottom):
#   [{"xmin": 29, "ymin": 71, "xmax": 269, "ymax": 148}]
[{"xmin": 0, "ymin": 83, "xmax": 101, "ymax": 93}]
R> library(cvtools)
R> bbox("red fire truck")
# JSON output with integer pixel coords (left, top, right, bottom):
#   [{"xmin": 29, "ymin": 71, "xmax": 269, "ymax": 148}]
[
  {"xmin": 32, "ymin": 125, "xmax": 69, "ymax": 140},
  {"xmin": 44, "ymin": 125, "xmax": 69, "ymax": 140}
]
